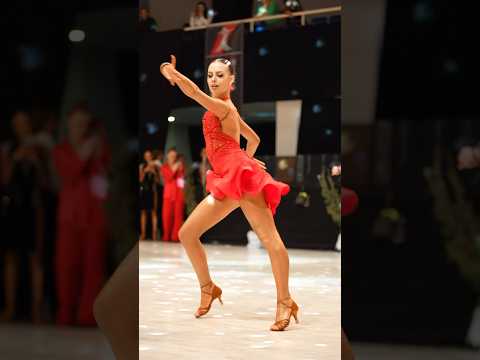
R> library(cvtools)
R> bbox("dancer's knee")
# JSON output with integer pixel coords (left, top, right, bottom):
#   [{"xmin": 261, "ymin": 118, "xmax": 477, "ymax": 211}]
[
  {"xmin": 256, "ymin": 228, "xmax": 275, "ymax": 250},
  {"xmin": 178, "ymin": 224, "xmax": 197, "ymax": 244},
  {"xmin": 259, "ymin": 231, "xmax": 284, "ymax": 253}
]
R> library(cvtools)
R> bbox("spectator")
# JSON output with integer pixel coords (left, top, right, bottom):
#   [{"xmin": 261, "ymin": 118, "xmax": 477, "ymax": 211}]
[
  {"xmin": 53, "ymin": 103, "xmax": 110, "ymax": 326},
  {"xmin": 139, "ymin": 150, "xmax": 160, "ymax": 241},
  {"xmin": 153, "ymin": 149, "xmax": 164, "ymax": 238},
  {"xmin": 283, "ymin": 0, "xmax": 303, "ymax": 27},
  {"xmin": 139, "ymin": 7, "xmax": 159, "ymax": 32},
  {"xmin": 189, "ymin": 1, "xmax": 213, "ymax": 28},
  {"xmin": 160, "ymin": 147, "xmax": 185, "ymax": 241},
  {"xmin": 0, "ymin": 110, "xmax": 45, "ymax": 323},
  {"xmin": 254, "ymin": 0, "xmax": 282, "ymax": 30}
]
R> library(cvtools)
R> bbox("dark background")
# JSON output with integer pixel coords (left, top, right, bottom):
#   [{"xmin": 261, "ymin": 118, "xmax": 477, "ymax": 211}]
[{"xmin": 343, "ymin": 0, "xmax": 480, "ymax": 347}]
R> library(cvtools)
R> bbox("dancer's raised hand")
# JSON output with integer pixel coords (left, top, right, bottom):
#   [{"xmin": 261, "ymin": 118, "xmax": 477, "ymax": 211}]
[{"xmin": 160, "ymin": 54, "xmax": 177, "ymax": 86}]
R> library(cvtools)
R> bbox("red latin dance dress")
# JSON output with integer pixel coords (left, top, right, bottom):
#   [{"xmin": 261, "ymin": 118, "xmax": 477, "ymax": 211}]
[{"xmin": 202, "ymin": 110, "xmax": 289, "ymax": 215}]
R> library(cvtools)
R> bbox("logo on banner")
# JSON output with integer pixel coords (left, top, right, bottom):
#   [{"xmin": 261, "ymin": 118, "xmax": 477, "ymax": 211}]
[{"xmin": 209, "ymin": 24, "xmax": 238, "ymax": 56}]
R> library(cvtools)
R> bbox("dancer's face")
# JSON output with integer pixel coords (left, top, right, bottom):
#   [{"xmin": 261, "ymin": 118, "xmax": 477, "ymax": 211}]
[{"xmin": 207, "ymin": 62, "xmax": 234, "ymax": 99}]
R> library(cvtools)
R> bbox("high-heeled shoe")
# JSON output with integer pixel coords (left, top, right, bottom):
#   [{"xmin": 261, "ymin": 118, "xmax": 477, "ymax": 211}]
[
  {"xmin": 270, "ymin": 297, "xmax": 299, "ymax": 331},
  {"xmin": 195, "ymin": 281, "xmax": 223, "ymax": 318}
]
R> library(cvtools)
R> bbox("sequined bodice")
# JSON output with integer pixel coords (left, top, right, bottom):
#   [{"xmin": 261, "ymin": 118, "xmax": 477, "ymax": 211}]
[{"xmin": 202, "ymin": 111, "xmax": 240, "ymax": 162}]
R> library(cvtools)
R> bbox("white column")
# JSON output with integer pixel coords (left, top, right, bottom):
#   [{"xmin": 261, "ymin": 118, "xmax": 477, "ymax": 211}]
[
  {"xmin": 165, "ymin": 123, "xmax": 192, "ymax": 165},
  {"xmin": 275, "ymin": 100, "xmax": 302, "ymax": 156}
]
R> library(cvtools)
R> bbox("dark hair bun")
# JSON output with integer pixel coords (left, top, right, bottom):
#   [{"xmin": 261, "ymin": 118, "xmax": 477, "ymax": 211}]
[{"xmin": 213, "ymin": 58, "xmax": 234, "ymax": 75}]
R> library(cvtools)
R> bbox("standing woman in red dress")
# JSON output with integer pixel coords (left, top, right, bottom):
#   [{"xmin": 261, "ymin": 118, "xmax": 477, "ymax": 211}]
[
  {"xmin": 53, "ymin": 104, "xmax": 110, "ymax": 326},
  {"xmin": 160, "ymin": 55, "xmax": 297, "ymax": 331},
  {"xmin": 160, "ymin": 148, "xmax": 185, "ymax": 241}
]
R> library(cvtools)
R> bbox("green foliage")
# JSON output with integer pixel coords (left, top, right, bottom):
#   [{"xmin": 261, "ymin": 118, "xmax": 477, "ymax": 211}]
[
  {"xmin": 424, "ymin": 145, "xmax": 480, "ymax": 294},
  {"xmin": 318, "ymin": 169, "xmax": 341, "ymax": 227}
]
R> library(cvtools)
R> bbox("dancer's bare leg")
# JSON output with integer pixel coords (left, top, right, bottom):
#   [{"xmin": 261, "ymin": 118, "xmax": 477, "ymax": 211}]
[
  {"xmin": 94, "ymin": 244, "xmax": 138, "ymax": 360},
  {"xmin": 178, "ymin": 195, "xmax": 238, "ymax": 312},
  {"xmin": 239, "ymin": 193, "xmax": 292, "ymax": 322}
]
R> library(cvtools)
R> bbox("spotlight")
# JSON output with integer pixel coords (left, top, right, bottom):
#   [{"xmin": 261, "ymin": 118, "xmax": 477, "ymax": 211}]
[
  {"xmin": 146, "ymin": 122, "xmax": 158, "ymax": 135},
  {"xmin": 325, "ymin": 129, "xmax": 333, "ymax": 136},
  {"xmin": 19, "ymin": 46, "xmax": 43, "ymax": 71},
  {"xmin": 168, "ymin": 116, "xmax": 175, "ymax": 123},
  {"xmin": 258, "ymin": 47, "xmax": 269, "ymax": 56},
  {"xmin": 315, "ymin": 39, "xmax": 324, "ymax": 48},
  {"xmin": 193, "ymin": 69, "xmax": 203, "ymax": 79},
  {"xmin": 68, "ymin": 29, "xmax": 86, "ymax": 42},
  {"xmin": 312, "ymin": 104, "xmax": 322, "ymax": 113}
]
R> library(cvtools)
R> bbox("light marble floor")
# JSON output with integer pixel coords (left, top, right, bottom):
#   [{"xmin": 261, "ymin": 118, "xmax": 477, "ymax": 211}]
[
  {"xmin": 139, "ymin": 241, "xmax": 341, "ymax": 360},
  {"xmin": 0, "ymin": 323, "xmax": 114, "ymax": 359},
  {"xmin": 353, "ymin": 343, "xmax": 480, "ymax": 360}
]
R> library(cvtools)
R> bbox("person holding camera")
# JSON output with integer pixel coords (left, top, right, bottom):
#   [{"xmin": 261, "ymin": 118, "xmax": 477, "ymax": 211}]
[{"xmin": 139, "ymin": 150, "xmax": 160, "ymax": 241}]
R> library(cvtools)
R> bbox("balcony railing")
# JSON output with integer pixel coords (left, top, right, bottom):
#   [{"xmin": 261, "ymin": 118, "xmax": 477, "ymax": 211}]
[{"xmin": 184, "ymin": 6, "xmax": 341, "ymax": 32}]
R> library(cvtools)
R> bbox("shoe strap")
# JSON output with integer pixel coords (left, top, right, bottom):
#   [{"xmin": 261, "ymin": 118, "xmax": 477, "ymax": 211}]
[
  {"xmin": 200, "ymin": 281, "xmax": 214, "ymax": 295},
  {"xmin": 277, "ymin": 297, "xmax": 294, "ymax": 307}
]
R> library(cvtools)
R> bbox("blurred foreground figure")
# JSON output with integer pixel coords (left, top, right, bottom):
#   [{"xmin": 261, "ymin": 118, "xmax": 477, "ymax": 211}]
[
  {"xmin": 53, "ymin": 104, "xmax": 110, "ymax": 326},
  {"xmin": 94, "ymin": 244, "xmax": 138, "ymax": 360},
  {"xmin": 332, "ymin": 165, "xmax": 356, "ymax": 360}
]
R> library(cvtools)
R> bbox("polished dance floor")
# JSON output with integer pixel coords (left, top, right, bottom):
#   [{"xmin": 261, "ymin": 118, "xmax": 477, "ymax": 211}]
[{"xmin": 139, "ymin": 241, "xmax": 341, "ymax": 360}]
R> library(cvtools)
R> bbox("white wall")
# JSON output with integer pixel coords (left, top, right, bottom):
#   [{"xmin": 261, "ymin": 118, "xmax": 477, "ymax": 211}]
[
  {"xmin": 150, "ymin": 0, "xmax": 212, "ymax": 32},
  {"xmin": 275, "ymin": 100, "xmax": 302, "ymax": 156},
  {"xmin": 342, "ymin": 0, "xmax": 386, "ymax": 125}
]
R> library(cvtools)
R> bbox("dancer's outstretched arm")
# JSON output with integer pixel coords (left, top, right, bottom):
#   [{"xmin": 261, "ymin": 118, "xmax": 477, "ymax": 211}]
[{"xmin": 160, "ymin": 55, "xmax": 229, "ymax": 119}]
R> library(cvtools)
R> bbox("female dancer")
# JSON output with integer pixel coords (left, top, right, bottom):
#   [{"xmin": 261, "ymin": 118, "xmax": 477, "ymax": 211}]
[{"xmin": 160, "ymin": 55, "xmax": 297, "ymax": 331}]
